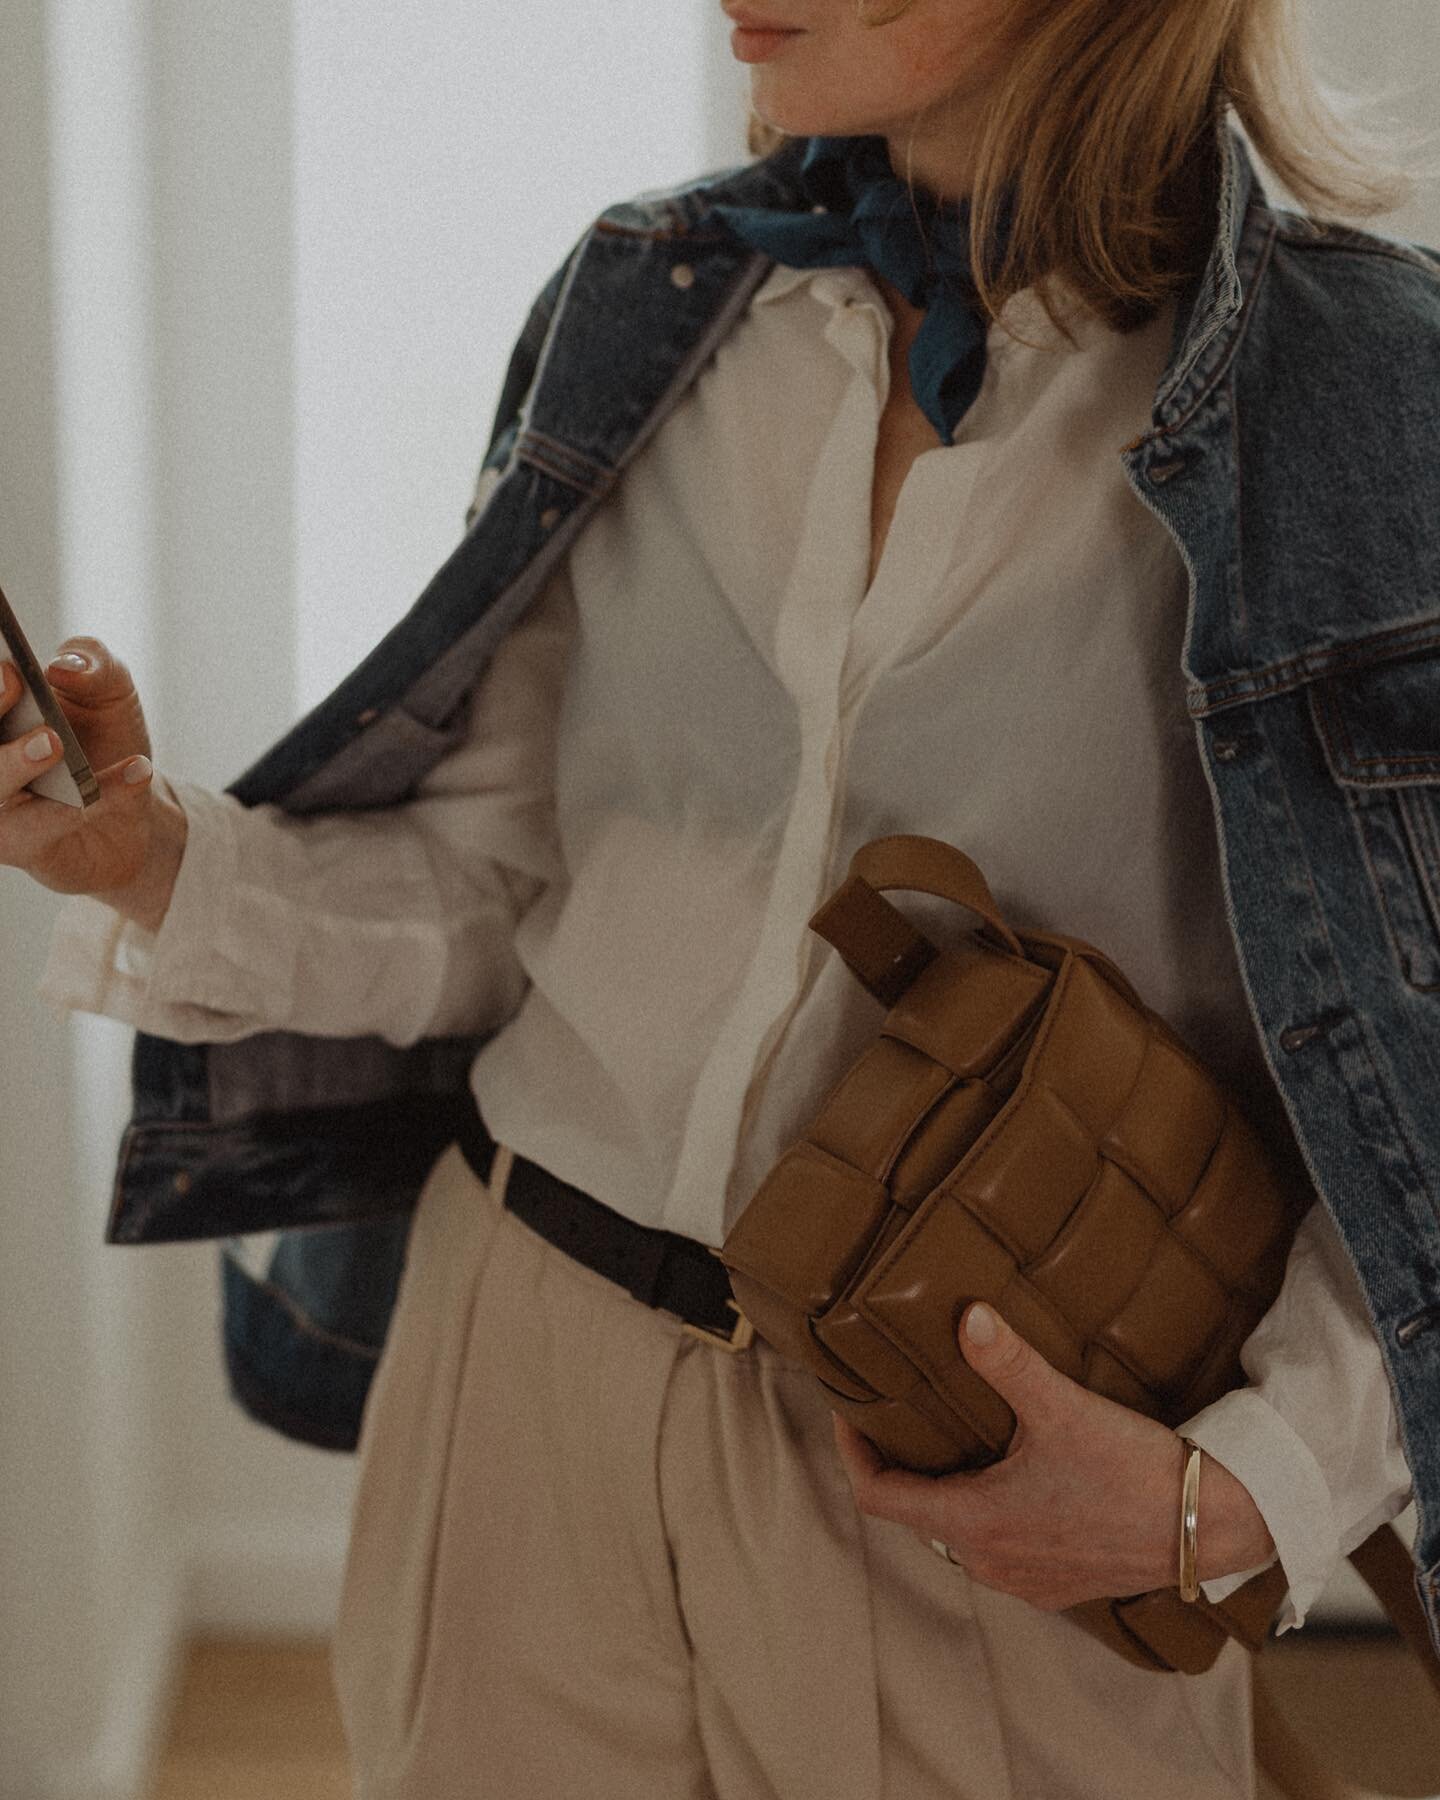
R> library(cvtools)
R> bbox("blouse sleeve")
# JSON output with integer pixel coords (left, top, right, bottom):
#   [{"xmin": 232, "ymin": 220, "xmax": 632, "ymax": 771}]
[
  {"xmin": 1175, "ymin": 1197, "xmax": 1414, "ymax": 1632},
  {"xmin": 38, "ymin": 561, "xmax": 574, "ymax": 1049}
]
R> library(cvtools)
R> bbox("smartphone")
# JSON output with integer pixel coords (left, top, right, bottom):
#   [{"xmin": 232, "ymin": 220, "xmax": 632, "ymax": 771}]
[{"xmin": 0, "ymin": 582, "xmax": 100, "ymax": 808}]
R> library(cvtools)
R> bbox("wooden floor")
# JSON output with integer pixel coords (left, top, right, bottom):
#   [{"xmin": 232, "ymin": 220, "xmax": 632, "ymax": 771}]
[
  {"xmin": 148, "ymin": 1634, "xmax": 1439, "ymax": 1799},
  {"xmin": 147, "ymin": 1639, "xmax": 350, "ymax": 1800}
]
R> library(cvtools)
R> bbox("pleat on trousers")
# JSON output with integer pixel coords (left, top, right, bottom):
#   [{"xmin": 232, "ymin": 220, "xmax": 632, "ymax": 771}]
[{"xmin": 330, "ymin": 1140, "xmax": 1256, "ymax": 1800}]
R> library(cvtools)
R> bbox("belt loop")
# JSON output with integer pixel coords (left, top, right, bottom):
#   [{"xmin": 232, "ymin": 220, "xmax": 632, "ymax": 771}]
[{"xmin": 488, "ymin": 1143, "xmax": 515, "ymax": 1208}]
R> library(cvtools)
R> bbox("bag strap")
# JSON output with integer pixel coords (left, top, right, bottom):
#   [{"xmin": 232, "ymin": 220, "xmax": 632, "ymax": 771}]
[
  {"xmin": 1114, "ymin": 1518, "xmax": 1439, "ymax": 1692},
  {"xmin": 1347, "ymin": 1521, "xmax": 1440, "ymax": 1701},
  {"xmin": 1250, "ymin": 1523, "xmax": 1440, "ymax": 1800},
  {"xmin": 810, "ymin": 835, "xmax": 1026, "ymax": 1007}
]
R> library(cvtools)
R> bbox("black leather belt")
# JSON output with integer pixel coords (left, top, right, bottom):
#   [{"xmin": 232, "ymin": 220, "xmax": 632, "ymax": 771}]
[{"xmin": 455, "ymin": 1106, "xmax": 754, "ymax": 1351}]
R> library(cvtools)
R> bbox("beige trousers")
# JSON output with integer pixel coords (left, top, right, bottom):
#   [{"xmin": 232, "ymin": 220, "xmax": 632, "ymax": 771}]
[{"xmin": 331, "ymin": 1140, "xmax": 1256, "ymax": 1800}]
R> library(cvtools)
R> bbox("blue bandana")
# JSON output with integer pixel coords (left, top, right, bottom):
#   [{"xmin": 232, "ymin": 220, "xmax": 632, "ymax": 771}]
[{"xmin": 712, "ymin": 135, "xmax": 1016, "ymax": 445}]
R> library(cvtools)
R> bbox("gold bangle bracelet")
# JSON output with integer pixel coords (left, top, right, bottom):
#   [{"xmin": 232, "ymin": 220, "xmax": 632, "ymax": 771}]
[{"xmin": 1178, "ymin": 1438, "xmax": 1202, "ymax": 1602}]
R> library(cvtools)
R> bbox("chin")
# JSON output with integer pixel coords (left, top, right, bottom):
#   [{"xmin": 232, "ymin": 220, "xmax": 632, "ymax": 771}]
[{"xmin": 748, "ymin": 80, "xmax": 887, "ymax": 143}]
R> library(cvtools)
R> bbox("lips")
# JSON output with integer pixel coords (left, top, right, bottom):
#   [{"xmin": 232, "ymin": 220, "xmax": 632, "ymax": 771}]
[
  {"xmin": 729, "ymin": 20, "xmax": 803, "ymax": 63},
  {"xmin": 725, "ymin": 7, "xmax": 805, "ymax": 65}
]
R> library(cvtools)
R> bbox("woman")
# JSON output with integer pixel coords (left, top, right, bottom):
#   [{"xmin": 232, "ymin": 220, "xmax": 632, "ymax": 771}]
[{"xmin": 7, "ymin": 0, "xmax": 1435, "ymax": 1793}]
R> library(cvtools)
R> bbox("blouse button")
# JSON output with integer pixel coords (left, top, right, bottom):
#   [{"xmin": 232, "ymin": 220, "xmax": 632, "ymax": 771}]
[{"xmin": 670, "ymin": 262, "xmax": 696, "ymax": 290}]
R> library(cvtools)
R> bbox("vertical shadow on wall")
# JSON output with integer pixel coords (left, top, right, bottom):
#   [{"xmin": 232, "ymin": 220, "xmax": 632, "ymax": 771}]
[{"xmin": 151, "ymin": 0, "xmax": 299, "ymax": 784}]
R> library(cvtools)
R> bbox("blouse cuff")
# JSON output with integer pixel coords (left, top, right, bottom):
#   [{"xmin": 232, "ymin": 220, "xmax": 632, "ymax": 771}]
[
  {"xmin": 1176, "ymin": 1386, "xmax": 1338, "ymax": 1634},
  {"xmin": 37, "ymin": 775, "xmax": 295, "ymax": 1035},
  {"xmin": 38, "ymin": 891, "xmax": 138, "ymax": 1021},
  {"xmin": 135, "ymin": 777, "xmax": 293, "ymax": 1019}
]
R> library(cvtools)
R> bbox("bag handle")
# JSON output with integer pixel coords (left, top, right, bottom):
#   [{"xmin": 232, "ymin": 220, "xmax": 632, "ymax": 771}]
[{"xmin": 810, "ymin": 835, "xmax": 1026, "ymax": 1008}]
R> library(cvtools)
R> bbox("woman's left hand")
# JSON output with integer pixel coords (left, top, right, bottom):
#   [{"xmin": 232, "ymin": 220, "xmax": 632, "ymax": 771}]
[{"xmin": 831, "ymin": 1301, "xmax": 1276, "ymax": 1611}]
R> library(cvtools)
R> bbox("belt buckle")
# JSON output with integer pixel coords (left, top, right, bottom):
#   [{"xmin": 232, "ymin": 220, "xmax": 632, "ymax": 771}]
[{"xmin": 681, "ymin": 1298, "xmax": 756, "ymax": 1353}]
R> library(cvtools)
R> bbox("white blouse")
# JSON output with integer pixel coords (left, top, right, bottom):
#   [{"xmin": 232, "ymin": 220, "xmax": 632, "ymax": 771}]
[{"xmin": 42, "ymin": 259, "xmax": 1413, "ymax": 1628}]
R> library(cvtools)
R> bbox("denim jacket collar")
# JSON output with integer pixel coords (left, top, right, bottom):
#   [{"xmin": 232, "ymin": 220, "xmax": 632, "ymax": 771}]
[
  {"xmin": 1155, "ymin": 112, "xmax": 1260, "ymax": 416},
  {"xmin": 693, "ymin": 111, "xmax": 1264, "ymax": 431}
]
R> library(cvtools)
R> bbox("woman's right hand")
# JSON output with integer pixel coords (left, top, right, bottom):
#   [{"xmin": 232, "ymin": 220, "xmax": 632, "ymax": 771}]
[{"xmin": 0, "ymin": 637, "xmax": 187, "ymax": 930}]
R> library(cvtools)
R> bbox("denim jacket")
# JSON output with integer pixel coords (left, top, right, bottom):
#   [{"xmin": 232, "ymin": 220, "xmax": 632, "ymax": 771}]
[{"xmin": 103, "ymin": 113, "xmax": 1440, "ymax": 1651}]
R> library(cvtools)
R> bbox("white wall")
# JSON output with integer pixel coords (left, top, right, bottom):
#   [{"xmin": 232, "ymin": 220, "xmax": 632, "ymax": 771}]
[
  {"xmin": 291, "ymin": 0, "xmax": 737, "ymax": 705},
  {"xmin": 1301, "ymin": 0, "xmax": 1440, "ymax": 249},
  {"xmin": 0, "ymin": 4, "xmax": 1437, "ymax": 1797},
  {"xmin": 0, "ymin": 5, "xmax": 189, "ymax": 1796}
]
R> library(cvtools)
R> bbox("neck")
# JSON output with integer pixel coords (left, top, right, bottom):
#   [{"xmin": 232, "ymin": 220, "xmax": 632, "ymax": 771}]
[
  {"xmin": 882, "ymin": 142, "xmax": 974, "ymax": 207},
  {"xmin": 872, "ymin": 272, "xmax": 926, "ymax": 358},
  {"xmin": 880, "ymin": 93, "xmax": 988, "ymax": 206}
]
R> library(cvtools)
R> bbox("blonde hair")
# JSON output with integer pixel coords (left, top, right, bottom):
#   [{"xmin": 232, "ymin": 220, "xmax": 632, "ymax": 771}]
[{"xmin": 745, "ymin": 0, "xmax": 1429, "ymax": 343}]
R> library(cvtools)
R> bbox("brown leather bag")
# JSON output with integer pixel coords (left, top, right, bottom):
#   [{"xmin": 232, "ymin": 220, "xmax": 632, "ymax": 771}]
[{"xmin": 718, "ymin": 834, "xmax": 1440, "ymax": 1692}]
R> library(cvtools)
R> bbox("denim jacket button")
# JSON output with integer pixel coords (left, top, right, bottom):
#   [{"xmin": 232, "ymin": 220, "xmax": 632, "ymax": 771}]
[
  {"xmin": 173, "ymin": 1170, "xmax": 193, "ymax": 1196},
  {"xmin": 1212, "ymin": 736, "xmax": 1241, "ymax": 762},
  {"xmin": 539, "ymin": 507, "xmax": 562, "ymax": 531},
  {"xmin": 1147, "ymin": 456, "xmax": 1188, "ymax": 485},
  {"xmin": 1397, "ymin": 1304, "xmax": 1440, "ymax": 1347},
  {"xmin": 670, "ymin": 262, "xmax": 696, "ymax": 290},
  {"xmin": 1279, "ymin": 1022, "xmax": 1325, "ymax": 1052}
]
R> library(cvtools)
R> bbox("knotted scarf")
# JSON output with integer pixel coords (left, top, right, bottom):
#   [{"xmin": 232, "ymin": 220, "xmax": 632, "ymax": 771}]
[{"xmin": 712, "ymin": 134, "xmax": 1017, "ymax": 444}]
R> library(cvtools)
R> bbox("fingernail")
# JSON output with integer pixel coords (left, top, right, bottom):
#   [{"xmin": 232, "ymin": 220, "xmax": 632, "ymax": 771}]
[
  {"xmin": 965, "ymin": 1303, "xmax": 998, "ymax": 1346},
  {"xmin": 25, "ymin": 730, "xmax": 58, "ymax": 762},
  {"xmin": 123, "ymin": 755, "xmax": 152, "ymax": 785},
  {"xmin": 49, "ymin": 651, "xmax": 91, "ymax": 672}
]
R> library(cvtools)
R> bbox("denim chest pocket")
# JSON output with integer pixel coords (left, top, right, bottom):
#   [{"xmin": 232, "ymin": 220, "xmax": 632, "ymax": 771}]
[{"xmin": 1310, "ymin": 650, "xmax": 1440, "ymax": 991}]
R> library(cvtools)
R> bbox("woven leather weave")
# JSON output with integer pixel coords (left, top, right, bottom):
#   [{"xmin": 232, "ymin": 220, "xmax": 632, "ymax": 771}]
[{"xmin": 719, "ymin": 834, "xmax": 1314, "ymax": 1675}]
